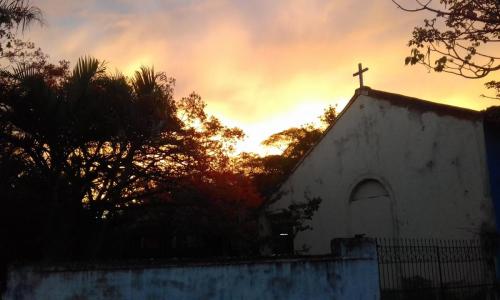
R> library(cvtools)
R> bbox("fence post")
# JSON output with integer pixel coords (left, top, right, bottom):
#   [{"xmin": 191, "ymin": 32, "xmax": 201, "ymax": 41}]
[
  {"xmin": 436, "ymin": 242, "xmax": 445, "ymax": 300},
  {"xmin": 330, "ymin": 237, "xmax": 377, "ymax": 259},
  {"xmin": 375, "ymin": 239, "xmax": 383, "ymax": 298},
  {"xmin": 331, "ymin": 238, "xmax": 381, "ymax": 300}
]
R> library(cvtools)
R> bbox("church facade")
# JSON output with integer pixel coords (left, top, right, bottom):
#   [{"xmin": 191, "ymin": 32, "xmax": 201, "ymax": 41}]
[{"xmin": 262, "ymin": 87, "xmax": 500, "ymax": 255}]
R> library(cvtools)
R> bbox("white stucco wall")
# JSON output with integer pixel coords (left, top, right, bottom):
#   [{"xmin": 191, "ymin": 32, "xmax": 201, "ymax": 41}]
[{"xmin": 267, "ymin": 92, "xmax": 495, "ymax": 255}]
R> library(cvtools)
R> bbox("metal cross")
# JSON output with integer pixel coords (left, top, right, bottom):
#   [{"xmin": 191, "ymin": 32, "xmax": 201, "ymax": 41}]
[{"xmin": 353, "ymin": 63, "xmax": 369, "ymax": 88}]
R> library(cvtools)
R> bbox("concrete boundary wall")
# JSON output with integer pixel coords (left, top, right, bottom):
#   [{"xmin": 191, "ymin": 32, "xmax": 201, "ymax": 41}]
[{"xmin": 4, "ymin": 239, "xmax": 380, "ymax": 300}]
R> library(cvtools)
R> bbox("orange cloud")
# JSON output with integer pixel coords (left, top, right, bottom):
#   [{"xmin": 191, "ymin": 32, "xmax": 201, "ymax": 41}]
[{"xmin": 25, "ymin": 0, "xmax": 500, "ymax": 154}]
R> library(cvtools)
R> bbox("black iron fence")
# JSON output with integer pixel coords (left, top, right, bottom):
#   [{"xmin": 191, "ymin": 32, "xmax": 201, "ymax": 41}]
[{"xmin": 376, "ymin": 238, "xmax": 498, "ymax": 300}]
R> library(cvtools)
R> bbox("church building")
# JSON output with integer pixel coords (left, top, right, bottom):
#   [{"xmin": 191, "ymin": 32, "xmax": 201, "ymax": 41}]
[{"xmin": 262, "ymin": 87, "xmax": 500, "ymax": 255}]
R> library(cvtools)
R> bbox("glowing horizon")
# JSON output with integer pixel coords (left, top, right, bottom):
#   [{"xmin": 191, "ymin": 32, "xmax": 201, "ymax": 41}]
[{"xmin": 25, "ymin": 0, "xmax": 500, "ymax": 154}]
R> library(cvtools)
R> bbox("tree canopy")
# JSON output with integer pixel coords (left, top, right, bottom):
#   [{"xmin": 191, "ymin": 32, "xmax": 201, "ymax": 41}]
[
  {"xmin": 394, "ymin": 0, "xmax": 500, "ymax": 98},
  {"xmin": 0, "ymin": 55, "xmax": 260, "ymax": 261},
  {"xmin": 237, "ymin": 105, "xmax": 337, "ymax": 197},
  {"xmin": 0, "ymin": 0, "xmax": 332, "ymax": 264}
]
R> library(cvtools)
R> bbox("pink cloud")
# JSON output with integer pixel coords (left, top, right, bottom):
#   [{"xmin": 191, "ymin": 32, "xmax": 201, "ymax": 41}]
[{"xmin": 24, "ymin": 0, "xmax": 499, "ymax": 152}]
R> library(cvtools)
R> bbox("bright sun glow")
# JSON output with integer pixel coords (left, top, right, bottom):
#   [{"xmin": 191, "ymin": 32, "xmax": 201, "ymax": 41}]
[
  {"xmin": 123, "ymin": 57, "xmax": 153, "ymax": 77},
  {"xmin": 227, "ymin": 97, "xmax": 349, "ymax": 155}
]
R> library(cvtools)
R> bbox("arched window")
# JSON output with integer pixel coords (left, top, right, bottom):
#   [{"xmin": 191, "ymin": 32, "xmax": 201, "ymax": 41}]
[{"xmin": 350, "ymin": 179, "xmax": 390, "ymax": 202}]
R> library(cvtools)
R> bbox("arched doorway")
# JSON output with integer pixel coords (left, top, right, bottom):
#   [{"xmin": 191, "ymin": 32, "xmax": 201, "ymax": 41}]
[{"xmin": 348, "ymin": 178, "xmax": 396, "ymax": 238}]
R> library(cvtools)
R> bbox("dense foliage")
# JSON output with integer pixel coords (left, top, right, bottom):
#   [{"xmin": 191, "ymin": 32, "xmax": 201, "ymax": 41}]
[
  {"xmin": 0, "ymin": 1, "xmax": 329, "ymax": 271},
  {"xmin": 0, "ymin": 56, "xmax": 263, "ymax": 262}
]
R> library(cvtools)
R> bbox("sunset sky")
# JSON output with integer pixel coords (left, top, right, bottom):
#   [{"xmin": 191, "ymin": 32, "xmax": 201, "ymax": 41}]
[{"xmin": 25, "ymin": 0, "xmax": 499, "ymax": 154}]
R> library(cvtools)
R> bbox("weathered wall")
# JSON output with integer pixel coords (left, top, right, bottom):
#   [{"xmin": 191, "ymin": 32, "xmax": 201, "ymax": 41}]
[
  {"xmin": 266, "ymin": 90, "xmax": 495, "ymax": 254},
  {"xmin": 4, "ymin": 244, "xmax": 380, "ymax": 300}
]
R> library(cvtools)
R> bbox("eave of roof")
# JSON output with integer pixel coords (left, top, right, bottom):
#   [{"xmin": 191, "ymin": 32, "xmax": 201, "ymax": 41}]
[{"xmin": 365, "ymin": 88, "xmax": 481, "ymax": 121}]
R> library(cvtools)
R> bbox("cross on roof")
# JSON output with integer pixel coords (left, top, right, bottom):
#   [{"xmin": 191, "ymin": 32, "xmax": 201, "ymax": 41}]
[{"xmin": 353, "ymin": 63, "xmax": 369, "ymax": 88}]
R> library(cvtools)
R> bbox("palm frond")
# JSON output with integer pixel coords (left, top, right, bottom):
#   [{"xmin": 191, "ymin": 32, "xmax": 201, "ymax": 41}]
[
  {"xmin": 0, "ymin": 0, "xmax": 43, "ymax": 31},
  {"xmin": 72, "ymin": 56, "xmax": 106, "ymax": 86},
  {"xmin": 109, "ymin": 70, "xmax": 126, "ymax": 82},
  {"xmin": 12, "ymin": 62, "xmax": 38, "ymax": 80},
  {"xmin": 132, "ymin": 66, "xmax": 157, "ymax": 95}
]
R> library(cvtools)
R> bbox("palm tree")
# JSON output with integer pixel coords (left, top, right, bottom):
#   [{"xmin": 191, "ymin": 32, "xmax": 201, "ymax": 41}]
[
  {"xmin": 0, "ymin": 0, "xmax": 43, "ymax": 69},
  {"xmin": 71, "ymin": 56, "xmax": 105, "ymax": 86},
  {"xmin": 131, "ymin": 66, "xmax": 179, "ymax": 131},
  {"xmin": 132, "ymin": 66, "xmax": 158, "ymax": 96},
  {"xmin": 0, "ymin": 0, "xmax": 42, "ymax": 31}
]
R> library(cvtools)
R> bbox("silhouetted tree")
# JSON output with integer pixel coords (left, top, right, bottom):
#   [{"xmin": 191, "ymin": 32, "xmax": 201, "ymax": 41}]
[
  {"xmin": 237, "ymin": 105, "xmax": 337, "ymax": 197},
  {"xmin": 265, "ymin": 194, "xmax": 322, "ymax": 254},
  {"xmin": 246, "ymin": 106, "xmax": 337, "ymax": 255},
  {"xmin": 94, "ymin": 92, "xmax": 261, "ymax": 259},
  {"xmin": 0, "ymin": 55, "xmax": 258, "ymax": 261},
  {"xmin": 240, "ymin": 107, "xmax": 336, "ymax": 255},
  {"xmin": 0, "ymin": 0, "xmax": 44, "ymax": 68},
  {"xmin": 394, "ymin": 0, "xmax": 500, "ymax": 99}
]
